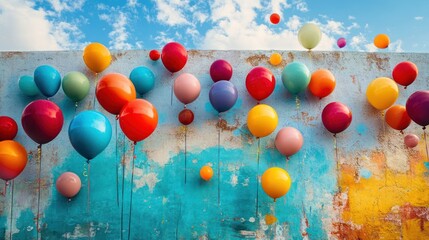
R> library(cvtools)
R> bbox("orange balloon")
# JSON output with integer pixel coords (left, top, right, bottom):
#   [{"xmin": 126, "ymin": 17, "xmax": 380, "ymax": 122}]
[
  {"xmin": 385, "ymin": 105, "xmax": 411, "ymax": 131},
  {"xmin": 83, "ymin": 42, "xmax": 112, "ymax": 73},
  {"xmin": 0, "ymin": 140, "xmax": 28, "ymax": 181},
  {"xmin": 308, "ymin": 69, "xmax": 336, "ymax": 98},
  {"xmin": 200, "ymin": 166, "xmax": 213, "ymax": 181},
  {"xmin": 374, "ymin": 34, "xmax": 390, "ymax": 49},
  {"xmin": 96, "ymin": 73, "xmax": 136, "ymax": 115}
]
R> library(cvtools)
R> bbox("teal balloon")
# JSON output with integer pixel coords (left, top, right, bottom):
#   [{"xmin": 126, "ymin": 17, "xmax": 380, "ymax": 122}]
[
  {"xmin": 281, "ymin": 62, "xmax": 311, "ymax": 95},
  {"xmin": 34, "ymin": 65, "xmax": 61, "ymax": 98},
  {"xmin": 129, "ymin": 66, "xmax": 155, "ymax": 95},
  {"xmin": 19, "ymin": 75, "xmax": 39, "ymax": 97},
  {"xmin": 62, "ymin": 71, "xmax": 90, "ymax": 102},
  {"xmin": 68, "ymin": 111, "xmax": 112, "ymax": 161}
]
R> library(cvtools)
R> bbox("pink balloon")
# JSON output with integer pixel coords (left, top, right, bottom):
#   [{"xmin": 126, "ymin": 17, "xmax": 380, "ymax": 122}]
[
  {"xmin": 337, "ymin": 38, "xmax": 346, "ymax": 48},
  {"xmin": 404, "ymin": 134, "xmax": 419, "ymax": 148},
  {"xmin": 275, "ymin": 127, "xmax": 304, "ymax": 158},
  {"xmin": 173, "ymin": 73, "xmax": 201, "ymax": 105},
  {"xmin": 56, "ymin": 172, "xmax": 81, "ymax": 199}
]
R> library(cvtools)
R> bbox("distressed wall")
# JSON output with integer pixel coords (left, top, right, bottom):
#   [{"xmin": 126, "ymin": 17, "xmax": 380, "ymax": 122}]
[{"xmin": 0, "ymin": 50, "xmax": 429, "ymax": 239}]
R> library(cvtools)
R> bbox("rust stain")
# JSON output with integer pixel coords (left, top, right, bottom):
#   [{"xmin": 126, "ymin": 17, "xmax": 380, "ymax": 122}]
[
  {"xmin": 366, "ymin": 53, "xmax": 389, "ymax": 71},
  {"xmin": 290, "ymin": 112, "xmax": 317, "ymax": 126},
  {"xmin": 245, "ymin": 54, "xmax": 269, "ymax": 66},
  {"xmin": 1, "ymin": 52, "xmax": 25, "ymax": 59},
  {"xmin": 187, "ymin": 50, "xmax": 216, "ymax": 58},
  {"xmin": 399, "ymin": 203, "xmax": 429, "ymax": 231},
  {"xmin": 287, "ymin": 52, "xmax": 295, "ymax": 62},
  {"xmin": 332, "ymin": 52, "xmax": 341, "ymax": 63},
  {"xmin": 216, "ymin": 118, "xmax": 240, "ymax": 131}
]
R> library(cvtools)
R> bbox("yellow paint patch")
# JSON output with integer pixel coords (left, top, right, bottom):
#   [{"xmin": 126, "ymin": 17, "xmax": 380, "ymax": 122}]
[{"xmin": 265, "ymin": 214, "xmax": 277, "ymax": 225}]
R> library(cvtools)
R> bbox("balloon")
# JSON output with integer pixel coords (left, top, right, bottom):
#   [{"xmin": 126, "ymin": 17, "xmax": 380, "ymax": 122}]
[
  {"xmin": 270, "ymin": 13, "xmax": 280, "ymax": 24},
  {"xmin": 161, "ymin": 42, "xmax": 188, "ymax": 73},
  {"xmin": 261, "ymin": 167, "xmax": 291, "ymax": 201},
  {"xmin": 200, "ymin": 166, "xmax": 213, "ymax": 181},
  {"xmin": 149, "ymin": 50, "xmax": 160, "ymax": 61},
  {"xmin": 21, "ymin": 100, "xmax": 63, "ymax": 144},
  {"xmin": 337, "ymin": 38, "xmax": 346, "ymax": 48},
  {"xmin": 129, "ymin": 66, "xmax": 156, "ymax": 95},
  {"xmin": 385, "ymin": 105, "xmax": 411, "ymax": 131},
  {"xmin": 210, "ymin": 59, "xmax": 233, "ymax": 82},
  {"xmin": 308, "ymin": 69, "xmax": 336, "ymax": 98},
  {"xmin": 96, "ymin": 73, "xmax": 136, "ymax": 115},
  {"xmin": 322, "ymin": 102, "xmax": 352, "ymax": 135},
  {"xmin": 119, "ymin": 99, "xmax": 158, "ymax": 143},
  {"xmin": 62, "ymin": 71, "xmax": 90, "ymax": 103},
  {"xmin": 34, "ymin": 65, "xmax": 61, "ymax": 98},
  {"xmin": 178, "ymin": 109, "xmax": 194, "ymax": 125},
  {"xmin": 281, "ymin": 62, "xmax": 311, "ymax": 95},
  {"xmin": 392, "ymin": 61, "xmax": 418, "ymax": 88},
  {"xmin": 374, "ymin": 34, "xmax": 390, "ymax": 49},
  {"xmin": 18, "ymin": 75, "xmax": 39, "ymax": 97},
  {"xmin": 173, "ymin": 73, "xmax": 201, "ymax": 105},
  {"xmin": 275, "ymin": 127, "xmax": 303, "ymax": 158},
  {"xmin": 406, "ymin": 91, "xmax": 429, "ymax": 127},
  {"xmin": 56, "ymin": 172, "xmax": 81, "ymax": 199},
  {"xmin": 0, "ymin": 116, "xmax": 18, "ymax": 141},
  {"xmin": 245, "ymin": 67, "xmax": 276, "ymax": 101},
  {"xmin": 247, "ymin": 104, "xmax": 278, "ymax": 138},
  {"xmin": 298, "ymin": 23, "xmax": 322, "ymax": 50},
  {"xmin": 209, "ymin": 80, "xmax": 238, "ymax": 113},
  {"xmin": 69, "ymin": 110, "xmax": 112, "ymax": 160},
  {"xmin": 83, "ymin": 42, "xmax": 111, "ymax": 73},
  {"xmin": 269, "ymin": 53, "xmax": 282, "ymax": 66},
  {"xmin": 0, "ymin": 140, "xmax": 27, "ymax": 181},
  {"xmin": 366, "ymin": 77, "xmax": 399, "ymax": 110},
  {"xmin": 404, "ymin": 134, "xmax": 419, "ymax": 148}
]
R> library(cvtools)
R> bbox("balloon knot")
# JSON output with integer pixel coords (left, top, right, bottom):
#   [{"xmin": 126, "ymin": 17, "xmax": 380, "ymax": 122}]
[
  {"xmin": 286, "ymin": 156, "xmax": 290, "ymax": 161},
  {"xmin": 5, "ymin": 181, "xmax": 9, "ymax": 186},
  {"xmin": 400, "ymin": 130, "xmax": 404, "ymax": 134},
  {"xmin": 424, "ymin": 126, "xmax": 426, "ymax": 130},
  {"xmin": 134, "ymin": 141, "xmax": 137, "ymax": 146},
  {"xmin": 333, "ymin": 134, "xmax": 337, "ymax": 138},
  {"xmin": 404, "ymin": 86, "xmax": 407, "ymax": 89},
  {"xmin": 68, "ymin": 198, "xmax": 72, "ymax": 202},
  {"xmin": 273, "ymin": 198, "xmax": 277, "ymax": 203},
  {"xmin": 115, "ymin": 115, "xmax": 119, "ymax": 120},
  {"xmin": 184, "ymin": 105, "xmax": 187, "ymax": 109},
  {"xmin": 86, "ymin": 159, "xmax": 91, "ymax": 165}
]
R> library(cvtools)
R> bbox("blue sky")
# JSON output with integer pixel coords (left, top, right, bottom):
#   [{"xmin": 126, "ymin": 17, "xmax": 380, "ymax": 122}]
[{"xmin": 0, "ymin": 0, "xmax": 428, "ymax": 52}]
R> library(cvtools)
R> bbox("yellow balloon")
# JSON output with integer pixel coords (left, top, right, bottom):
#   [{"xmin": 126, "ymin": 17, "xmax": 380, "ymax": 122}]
[
  {"xmin": 366, "ymin": 77, "xmax": 399, "ymax": 110},
  {"xmin": 247, "ymin": 104, "xmax": 278, "ymax": 138},
  {"xmin": 298, "ymin": 23, "xmax": 322, "ymax": 50},
  {"xmin": 83, "ymin": 42, "xmax": 112, "ymax": 73},
  {"xmin": 374, "ymin": 34, "xmax": 390, "ymax": 49},
  {"xmin": 261, "ymin": 167, "xmax": 291, "ymax": 201},
  {"xmin": 269, "ymin": 53, "xmax": 282, "ymax": 66}
]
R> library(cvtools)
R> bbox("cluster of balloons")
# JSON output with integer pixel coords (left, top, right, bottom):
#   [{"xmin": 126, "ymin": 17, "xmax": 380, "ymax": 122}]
[
  {"xmin": 209, "ymin": 59, "xmax": 238, "ymax": 115},
  {"xmin": 174, "ymin": 73, "xmax": 201, "ymax": 125}
]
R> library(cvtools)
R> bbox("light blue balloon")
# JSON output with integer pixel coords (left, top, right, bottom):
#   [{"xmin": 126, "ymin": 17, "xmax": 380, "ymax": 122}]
[
  {"xmin": 69, "ymin": 111, "xmax": 112, "ymax": 161},
  {"xmin": 18, "ymin": 75, "xmax": 39, "ymax": 97},
  {"xmin": 281, "ymin": 62, "xmax": 311, "ymax": 95},
  {"xmin": 34, "ymin": 65, "xmax": 61, "ymax": 98},
  {"xmin": 129, "ymin": 66, "xmax": 155, "ymax": 95}
]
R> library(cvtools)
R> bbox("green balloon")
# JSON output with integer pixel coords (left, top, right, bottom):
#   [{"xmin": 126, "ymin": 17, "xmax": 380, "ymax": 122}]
[
  {"xmin": 19, "ymin": 75, "xmax": 40, "ymax": 97},
  {"xmin": 298, "ymin": 23, "xmax": 322, "ymax": 50},
  {"xmin": 281, "ymin": 62, "xmax": 310, "ymax": 95},
  {"xmin": 62, "ymin": 71, "xmax": 90, "ymax": 102}
]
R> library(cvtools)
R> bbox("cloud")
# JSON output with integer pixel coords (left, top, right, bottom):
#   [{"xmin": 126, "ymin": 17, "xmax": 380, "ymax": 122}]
[
  {"xmin": 127, "ymin": 0, "xmax": 138, "ymax": 7},
  {"xmin": 389, "ymin": 40, "xmax": 403, "ymax": 53},
  {"xmin": 414, "ymin": 16, "xmax": 423, "ymax": 21},
  {"xmin": 154, "ymin": 31, "xmax": 174, "ymax": 47},
  {"xmin": 294, "ymin": 0, "xmax": 308, "ymax": 12},
  {"xmin": 347, "ymin": 22, "xmax": 360, "ymax": 31},
  {"xmin": 348, "ymin": 15, "xmax": 356, "ymax": 20},
  {"xmin": 193, "ymin": 11, "xmax": 208, "ymax": 24},
  {"xmin": 47, "ymin": 0, "xmax": 85, "ymax": 13},
  {"xmin": 107, "ymin": 11, "xmax": 132, "ymax": 50},
  {"xmin": 286, "ymin": 15, "xmax": 301, "ymax": 31},
  {"xmin": 52, "ymin": 21, "xmax": 85, "ymax": 50},
  {"xmin": 270, "ymin": 0, "xmax": 292, "ymax": 14},
  {"xmin": 155, "ymin": 0, "xmax": 190, "ymax": 26},
  {"xmin": 322, "ymin": 20, "xmax": 346, "ymax": 35}
]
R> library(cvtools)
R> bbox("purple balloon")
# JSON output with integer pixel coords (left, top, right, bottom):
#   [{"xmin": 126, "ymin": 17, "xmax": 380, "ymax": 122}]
[
  {"xmin": 210, "ymin": 59, "xmax": 233, "ymax": 82},
  {"xmin": 209, "ymin": 80, "xmax": 238, "ymax": 113},
  {"xmin": 406, "ymin": 91, "xmax": 429, "ymax": 127},
  {"xmin": 337, "ymin": 38, "xmax": 346, "ymax": 48}
]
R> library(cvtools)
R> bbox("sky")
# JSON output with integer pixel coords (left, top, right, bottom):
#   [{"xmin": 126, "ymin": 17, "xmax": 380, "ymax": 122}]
[{"xmin": 0, "ymin": 0, "xmax": 428, "ymax": 52}]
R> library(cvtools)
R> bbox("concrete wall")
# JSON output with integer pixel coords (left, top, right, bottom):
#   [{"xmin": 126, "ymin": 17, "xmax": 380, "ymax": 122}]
[{"xmin": 0, "ymin": 50, "xmax": 428, "ymax": 239}]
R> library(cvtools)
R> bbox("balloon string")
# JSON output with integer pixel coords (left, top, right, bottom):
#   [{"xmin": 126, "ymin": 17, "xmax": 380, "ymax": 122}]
[
  {"xmin": 170, "ymin": 84, "xmax": 173, "ymax": 106},
  {"xmin": 93, "ymin": 73, "xmax": 98, "ymax": 109},
  {"xmin": 217, "ymin": 119, "xmax": 221, "ymax": 207},
  {"xmin": 256, "ymin": 138, "xmax": 261, "ymax": 217},
  {"xmin": 74, "ymin": 102, "xmax": 78, "ymax": 115},
  {"xmin": 295, "ymin": 95, "xmax": 300, "ymax": 120},
  {"xmin": 36, "ymin": 144, "xmax": 42, "ymax": 238},
  {"xmin": 424, "ymin": 128, "xmax": 429, "ymax": 162},
  {"xmin": 116, "ymin": 121, "xmax": 119, "ymax": 207},
  {"xmin": 120, "ymin": 142, "xmax": 126, "ymax": 240},
  {"xmin": 334, "ymin": 135, "xmax": 340, "ymax": 190},
  {"xmin": 9, "ymin": 180, "xmax": 14, "ymax": 240},
  {"xmin": 128, "ymin": 143, "xmax": 136, "ymax": 240},
  {"xmin": 2, "ymin": 181, "xmax": 6, "ymax": 196},
  {"xmin": 87, "ymin": 161, "xmax": 91, "ymax": 240},
  {"xmin": 184, "ymin": 126, "xmax": 187, "ymax": 184}
]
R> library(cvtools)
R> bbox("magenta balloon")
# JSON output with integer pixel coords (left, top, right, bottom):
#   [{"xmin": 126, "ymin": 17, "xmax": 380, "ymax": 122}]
[
  {"xmin": 404, "ymin": 134, "xmax": 419, "ymax": 148},
  {"xmin": 210, "ymin": 59, "xmax": 233, "ymax": 82},
  {"xmin": 337, "ymin": 38, "xmax": 346, "ymax": 48},
  {"xmin": 56, "ymin": 172, "xmax": 81, "ymax": 198},
  {"xmin": 406, "ymin": 91, "xmax": 429, "ymax": 127},
  {"xmin": 173, "ymin": 73, "xmax": 201, "ymax": 105},
  {"xmin": 322, "ymin": 102, "xmax": 352, "ymax": 135},
  {"xmin": 275, "ymin": 127, "xmax": 304, "ymax": 157}
]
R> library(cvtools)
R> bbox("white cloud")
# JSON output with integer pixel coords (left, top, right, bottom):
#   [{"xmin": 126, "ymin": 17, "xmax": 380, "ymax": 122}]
[
  {"xmin": 414, "ymin": 16, "xmax": 423, "ymax": 21},
  {"xmin": 348, "ymin": 15, "xmax": 355, "ymax": 20},
  {"xmin": 286, "ymin": 15, "xmax": 301, "ymax": 31},
  {"xmin": 347, "ymin": 22, "xmax": 360, "ymax": 30},
  {"xmin": 294, "ymin": 0, "xmax": 308, "ymax": 12},
  {"xmin": 271, "ymin": 0, "xmax": 292, "ymax": 14},
  {"xmin": 52, "ymin": 21, "xmax": 85, "ymax": 50},
  {"xmin": 154, "ymin": 32, "xmax": 174, "ymax": 47},
  {"xmin": 155, "ymin": 0, "xmax": 190, "ymax": 26},
  {"xmin": 107, "ymin": 12, "xmax": 132, "ymax": 50},
  {"xmin": 193, "ymin": 11, "xmax": 208, "ymax": 24},
  {"xmin": 322, "ymin": 20, "xmax": 346, "ymax": 35},
  {"xmin": 48, "ymin": 0, "xmax": 85, "ymax": 13},
  {"xmin": 389, "ymin": 40, "xmax": 403, "ymax": 53},
  {"xmin": 349, "ymin": 33, "xmax": 367, "ymax": 51},
  {"xmin": 127, "ymin": 0, "xmax": 138, "ymax": 7}
]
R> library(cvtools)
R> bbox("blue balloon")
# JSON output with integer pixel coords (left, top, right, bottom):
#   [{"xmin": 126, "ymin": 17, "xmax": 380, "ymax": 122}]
[
  {"xmin": 281, "ymin": 62, "xmax": 311, "ymax": 95},
  {"xmin": 209, "ymin": 80, "xmax": 238, "ymax": 113},
  {"xmin": 69, "ymin": 111, "xmax": 112, "ymax": 161},
  {"xmin": 19, "ymin": 75, "xmax": 39, "ymax": 97},
  {"xmin": 129, "ymin": 66, "xmax": 155, "ymax": 95},
  {"xmin": 34, "ymin": 65, "xmax": 61, "ymax": 98}
]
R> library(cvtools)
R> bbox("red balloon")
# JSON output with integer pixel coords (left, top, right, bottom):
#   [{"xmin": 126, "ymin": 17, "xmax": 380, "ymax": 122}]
[
  {"xmin": 322, "ymin": 102, "xmax": 352, "ymax": 135},
  {"xmin": 178, "ymin": 109, "xmax": 194, "ymax": 125},
  {"xmin": 245, "ymin": 67, "xmax": 276, "ymax": 101},
  {"xmin": 96, "ymin": 73, "xmax": 136, "ymax": 115},
  {"xmin": 149, "ymin": 50, "xmax": 160, "ymax": 61},
  {"xmin": 21, "ymin": 100, "xmax": 64, "ymax": 144},
  {"xmin": 161, "ymin": 42, "xmax": 188, "ymax": 73},
  {"xmin": 0, "ymin": 116, "xmax": 18, "ymax": 141},
  {"xmin": 119, "ymin": 99, "xmax": 158, "ymax": 143},
  {"xmin": 270, "ymin": 13, "xmax": 280, "ymax": 24},
  {"xmin": 392, "ymin": 61, "xmax": 418, "ymax": 88},
  {"xmin": 210, "ymin": 59, "xmax": 233, "ymax": 82}
]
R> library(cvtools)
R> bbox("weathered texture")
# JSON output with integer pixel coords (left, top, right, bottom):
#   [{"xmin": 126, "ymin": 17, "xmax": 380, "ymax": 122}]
[{"xmin": 0, "ymin": 50, "xmax": 429, "ymax": 239}]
